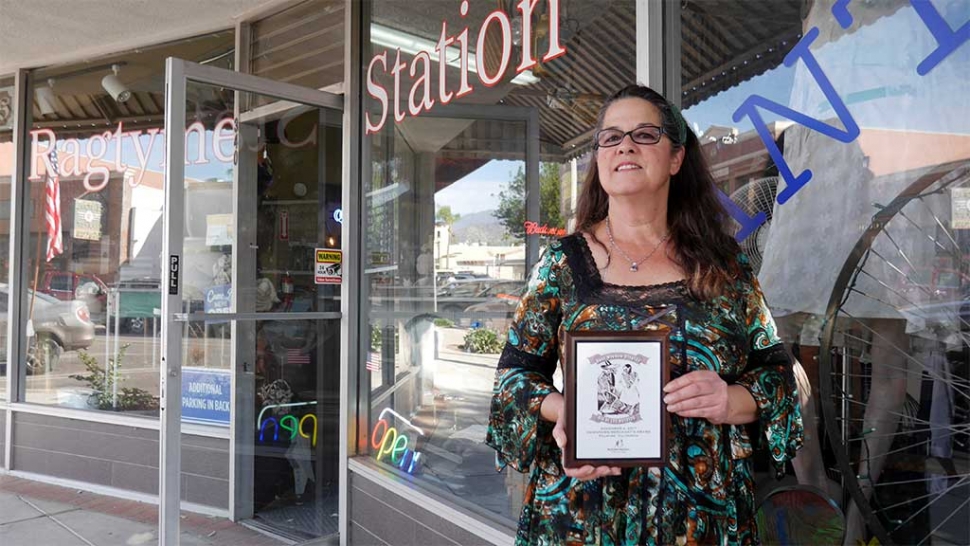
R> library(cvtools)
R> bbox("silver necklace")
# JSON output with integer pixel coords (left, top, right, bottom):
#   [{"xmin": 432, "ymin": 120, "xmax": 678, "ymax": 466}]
[{"xmin": 605, "ymin": 217, "xmax": 669, "ymax": 272}]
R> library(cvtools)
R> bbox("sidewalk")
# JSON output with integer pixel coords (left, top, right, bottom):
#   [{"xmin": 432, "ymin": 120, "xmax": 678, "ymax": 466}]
[{"xmin": 0, "ymin": 475, "xmax": 289, "ymax": 546}]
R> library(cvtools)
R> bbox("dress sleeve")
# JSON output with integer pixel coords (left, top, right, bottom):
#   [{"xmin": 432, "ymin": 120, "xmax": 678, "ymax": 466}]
[
  {"xmin": 485, "ymin": 244, "xmax": 563, "ymax": 475},
  {"xmin": 733, "ymin": 260, "xmax": 805, "ymax": 478}
]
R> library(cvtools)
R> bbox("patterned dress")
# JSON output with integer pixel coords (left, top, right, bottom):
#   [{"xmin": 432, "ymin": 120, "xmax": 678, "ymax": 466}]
[{"xmin": 486, "ymin": 234, "xmax": 804, "ymax": 545}]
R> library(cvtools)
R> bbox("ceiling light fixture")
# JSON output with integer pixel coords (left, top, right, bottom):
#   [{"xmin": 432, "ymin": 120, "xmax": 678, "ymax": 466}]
[
  {"xmin": 36, "ymin": 78, "xmax": 57, "ymax": 115},
  {"xmin": 101, "ymin": 64, "xmax": 131, "ymax": 103}
]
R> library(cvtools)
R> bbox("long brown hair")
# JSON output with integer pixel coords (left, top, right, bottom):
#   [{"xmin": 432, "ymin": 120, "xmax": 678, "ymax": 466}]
[{"xmin": 573, "ymin": 84, "xmax": 741, "ymax": 300}]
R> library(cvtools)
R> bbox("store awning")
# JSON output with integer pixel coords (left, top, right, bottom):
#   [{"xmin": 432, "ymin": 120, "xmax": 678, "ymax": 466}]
[{"xmin": 116, "ymin": 290, "xmax": 161, "ymax": 319}]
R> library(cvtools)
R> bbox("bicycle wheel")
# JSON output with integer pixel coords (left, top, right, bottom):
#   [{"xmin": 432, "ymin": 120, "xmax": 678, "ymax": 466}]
[{"xmin": 819, "ymin": 160, "xmax": 970, "ymax": 545}]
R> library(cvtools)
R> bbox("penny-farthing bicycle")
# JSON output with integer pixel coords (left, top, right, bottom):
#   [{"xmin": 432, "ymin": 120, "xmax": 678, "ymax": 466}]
[{"xmin": 819, "ymin": 160, "xmax": 970, "ymax": 545}]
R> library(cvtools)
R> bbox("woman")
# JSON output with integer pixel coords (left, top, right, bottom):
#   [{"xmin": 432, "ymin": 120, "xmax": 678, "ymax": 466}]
[
  {"xmin": 486, "ymin": 84, "xmax": 803, "ymax": 545},
  {"xmin": 617, "ymin": 363, "xmax": 640, "ymax": 416}
]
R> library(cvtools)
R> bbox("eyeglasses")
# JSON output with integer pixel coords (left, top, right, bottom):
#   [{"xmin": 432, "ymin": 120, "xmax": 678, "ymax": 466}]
[{"xmin": 593, "ymin": 125, "xmax": 665, "ymax": 149}]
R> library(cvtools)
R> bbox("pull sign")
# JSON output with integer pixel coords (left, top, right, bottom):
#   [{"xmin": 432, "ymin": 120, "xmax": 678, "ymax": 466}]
[
  {"xmin": 280, "ymin": 210, "xmax": 289, "ymax": 241},
  {"xmin": 169, "ymin": 255, "xmax": 180, "ymax": 295}
]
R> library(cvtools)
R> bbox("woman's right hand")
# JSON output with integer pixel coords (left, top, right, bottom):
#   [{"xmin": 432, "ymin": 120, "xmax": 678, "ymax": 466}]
[{"xmin": 544, "ymin": 393, "xmax": 622, "ymax": 481}]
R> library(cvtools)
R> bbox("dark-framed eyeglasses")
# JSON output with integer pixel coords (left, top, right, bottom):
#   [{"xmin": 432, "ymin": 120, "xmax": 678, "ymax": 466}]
[{"xmin": 593, "ymin": 125, "xmax": 665, "ymax": 149}]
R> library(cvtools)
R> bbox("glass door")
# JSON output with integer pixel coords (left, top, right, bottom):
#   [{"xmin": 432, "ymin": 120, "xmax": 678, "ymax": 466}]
[{"xmin": 161, "ymin": 58, "xmax": 343, "ymax": 544}]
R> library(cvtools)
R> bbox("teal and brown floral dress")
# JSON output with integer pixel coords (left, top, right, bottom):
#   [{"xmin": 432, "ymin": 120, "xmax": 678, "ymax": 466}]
[{"xmin": 486, "ymin": 234, "xmax": 804, "ymax": 545}]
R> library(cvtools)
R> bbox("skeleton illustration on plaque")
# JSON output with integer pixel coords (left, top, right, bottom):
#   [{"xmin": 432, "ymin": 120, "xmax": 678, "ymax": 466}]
[{"xmin": 592, "ymin": 357, "xmax": 643, "ymax": 424}]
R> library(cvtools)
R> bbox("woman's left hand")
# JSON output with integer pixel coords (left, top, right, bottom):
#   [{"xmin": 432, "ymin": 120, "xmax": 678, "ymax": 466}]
[{"xmin": 663, "ymin": 370, "xmax": 730, "ymax": 424}]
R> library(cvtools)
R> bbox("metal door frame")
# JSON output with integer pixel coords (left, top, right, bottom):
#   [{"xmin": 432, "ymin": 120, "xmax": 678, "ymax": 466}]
[{"xmin": 162, "ymin": 57, "xmax": 343, "ymax": 545}]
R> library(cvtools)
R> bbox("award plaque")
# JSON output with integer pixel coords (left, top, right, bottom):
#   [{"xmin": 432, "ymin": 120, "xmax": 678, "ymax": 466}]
[{"xmin": 563, "ymin": 330, "xmax": 671, "ymax": 468}]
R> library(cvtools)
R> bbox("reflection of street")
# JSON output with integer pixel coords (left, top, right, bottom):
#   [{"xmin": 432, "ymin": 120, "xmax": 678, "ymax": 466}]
[
  {"xmin": 25, "ymin": 330, "xmax": 229, "ymax": 409},
  {"xmin": 410, "ymin": 328, "xmax": 529, "ymax": 519}
]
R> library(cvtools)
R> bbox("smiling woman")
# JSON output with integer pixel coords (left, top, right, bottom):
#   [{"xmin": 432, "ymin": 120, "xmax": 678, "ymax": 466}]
[{"xmin": 487, "ymin": 83, "xmax": 803, "ymax": 545}]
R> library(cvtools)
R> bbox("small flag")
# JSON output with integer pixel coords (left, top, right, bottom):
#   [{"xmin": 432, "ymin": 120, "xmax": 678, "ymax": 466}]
[
  {"xmin": 45, "ymin": 148, "xmax": 63, "ymax": 262},
  {"xmin": 366, "ymin": 351, "xmax": 381, "ymax": 372},
  {"xmin": 286, "ymin": 348, "xmax": 310, "ymax": 365}
]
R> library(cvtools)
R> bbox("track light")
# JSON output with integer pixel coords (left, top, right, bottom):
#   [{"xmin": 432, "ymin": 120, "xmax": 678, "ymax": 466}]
[
  {"xmin": 101, "ymin": 64, "xmax": 131, "ymax": 103},
  {"xmin": 36, "ymin": 78, "xmax": 57, "ymax": 115}
]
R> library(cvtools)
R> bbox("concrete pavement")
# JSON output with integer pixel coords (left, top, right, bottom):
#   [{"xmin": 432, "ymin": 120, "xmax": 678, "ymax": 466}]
[{"xmin": 0, "ymin": 475, "xmax": 290, "ymax": 546}]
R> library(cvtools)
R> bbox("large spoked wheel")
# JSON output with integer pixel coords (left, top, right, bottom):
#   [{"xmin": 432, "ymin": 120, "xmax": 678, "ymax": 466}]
[
  {"xmin": 819, "ymin": 161, "xmax": 970, "ymax": 545},
  {"xmin": 26, "ymin": 334, "xmax": 62, "ymax": 375}
]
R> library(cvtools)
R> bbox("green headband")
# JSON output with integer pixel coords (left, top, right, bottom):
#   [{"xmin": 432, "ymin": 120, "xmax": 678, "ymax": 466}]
[{"xmin": 668, "ymin": 102, "xmax": 687, "ymax": 145}]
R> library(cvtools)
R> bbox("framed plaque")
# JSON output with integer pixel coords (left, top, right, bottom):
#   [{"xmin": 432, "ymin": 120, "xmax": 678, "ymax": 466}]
[{"xmin": 563, "ymin": 330, "xmax": 671, "ymax": 468}]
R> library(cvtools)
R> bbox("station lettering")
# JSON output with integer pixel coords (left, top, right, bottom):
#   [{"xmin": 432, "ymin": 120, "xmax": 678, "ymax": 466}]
[{"xmin": 365, "ymin": 0, "xmax": 565, "ymax": 134}]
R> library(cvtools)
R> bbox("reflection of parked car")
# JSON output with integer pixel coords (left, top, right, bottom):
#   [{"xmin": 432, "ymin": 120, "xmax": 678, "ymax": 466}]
[
  {"xmin": 37, "ymin": 270, "xmax": 108, "ymax": 324},
  {"xmin": 0, "ymin": 284, "xmax": 96, "ymax": 374},
  {"xmin": 436, "ymin": 279, "xmax": 524, "ymax": 316},
  {"xmin": 461, "ymin": 283, "xmax": 527, "ymax": 330}
]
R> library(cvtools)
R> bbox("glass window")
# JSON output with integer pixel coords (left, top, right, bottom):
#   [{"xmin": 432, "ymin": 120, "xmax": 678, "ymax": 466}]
[
  {"xmin": 250, "ymin": 0, "xmax": 345, "ymax": 99},
  {"xmin": 0, "ymin": 74, "xmax": 12, "ymax": 399},
  {"xmin": 175, "ymin": 78, "xmax": 343, "ymax": 538},
  {"xmin": 679, "ymin": 2, "xmax": 970, "ymax": 544},
  {"xmin": 19, "ymin": 32, "xmax": 234, "ymax": 414},
  {"xmin": 359, "ymin": 0, "xmax": 636, "ymax": 524}
]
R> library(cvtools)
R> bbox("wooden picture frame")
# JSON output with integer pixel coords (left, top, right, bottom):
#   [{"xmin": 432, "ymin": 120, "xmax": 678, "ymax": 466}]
[{"xmin": 562, "ymin": 330, "xmax": 671, "ymax": 468}]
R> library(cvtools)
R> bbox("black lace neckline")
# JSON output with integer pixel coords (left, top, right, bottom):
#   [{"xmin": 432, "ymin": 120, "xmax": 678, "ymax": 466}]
[
  {"xmin": 571, "ymin": 232, "xmax": 688, "ymax": 291},
  {"xmin": 559, "ymin": 233, "xmax": 691, "ymax": 309}
]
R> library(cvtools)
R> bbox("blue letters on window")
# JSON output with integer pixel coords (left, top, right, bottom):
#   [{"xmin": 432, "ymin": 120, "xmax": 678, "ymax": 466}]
[
  {"xmin": 732, "ymin": 27, "xmax": 860, "ymax": 206},
  {"xmin": 718, "ymin": 190, "xmax": 766, "ymax": 242},
  {"xmin": 697, "ymin": 1, "xmax": 965, "ymax": 242},
  {"xmin": 832, "ymin": 0, "xmax": 854, "ymax": 29},
  {"xmin": 910, "ymin": 0, "xmax": 970, "ymax": 75}
]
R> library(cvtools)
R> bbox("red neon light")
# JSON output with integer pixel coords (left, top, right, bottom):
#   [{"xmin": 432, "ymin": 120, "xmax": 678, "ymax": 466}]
[{"xmin": 524, "ymin": 221, "xmax": 567, "ymax": 237}]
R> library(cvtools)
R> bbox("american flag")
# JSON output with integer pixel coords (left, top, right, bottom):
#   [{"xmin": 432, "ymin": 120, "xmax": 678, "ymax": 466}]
[
  {"xmin": 45, "ymin": 148, "xmax": 63, "ymax": 262},
  {"xmin": 366, "ymin": 351, "xmax": 381, "ymax": 372},
  {"xmin": 286, "ymin": 348, "xmax": 311, "ymax": 365}
]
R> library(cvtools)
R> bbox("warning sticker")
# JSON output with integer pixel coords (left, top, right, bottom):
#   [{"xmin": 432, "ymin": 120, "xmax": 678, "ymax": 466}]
[{"xmin": 315, "ymin": 249, "xmax": 342, "ymax": 284}]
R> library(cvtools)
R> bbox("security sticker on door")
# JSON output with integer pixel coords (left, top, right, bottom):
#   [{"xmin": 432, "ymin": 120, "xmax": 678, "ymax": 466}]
[{"xmin": 315, "ymin": 249, "xmax": 342, "ymax": 284}]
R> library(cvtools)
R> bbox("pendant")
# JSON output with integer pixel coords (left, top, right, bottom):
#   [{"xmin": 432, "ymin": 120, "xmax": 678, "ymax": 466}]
[{"xmin": 630, "ymin": 263, "xmax": 638, "ymax": 272}]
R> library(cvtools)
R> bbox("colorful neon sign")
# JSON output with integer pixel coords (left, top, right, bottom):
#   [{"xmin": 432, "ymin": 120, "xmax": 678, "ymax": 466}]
[
  {"xmin": 371, "ymin": 408, "xmax": 424, "ymax": 474},
  {"xmin": 365, "ymin": 0, "xmax": 566, "ymax": 134},
  {"xmin": 258, "ymin": 401, "xmax": 318, "ymax": 447}
]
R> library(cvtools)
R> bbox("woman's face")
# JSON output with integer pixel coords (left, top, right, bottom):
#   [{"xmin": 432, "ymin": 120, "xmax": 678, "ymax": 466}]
[{"xmin": 595, "ymin": 97, "xmax": 685, "ymax": 199}]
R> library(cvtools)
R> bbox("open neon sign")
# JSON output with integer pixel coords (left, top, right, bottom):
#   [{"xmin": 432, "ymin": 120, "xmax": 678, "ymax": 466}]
[
  {"xmin": 258, "ymin": 401, "xmax": 318, "ymax": 447},
  {"xmin": 371, "ymin": 408, "xmax": 424, "ymax": 474}
]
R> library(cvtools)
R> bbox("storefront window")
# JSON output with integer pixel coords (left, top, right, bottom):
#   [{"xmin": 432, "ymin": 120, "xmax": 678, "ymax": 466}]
[
  {"xmin": 0, "ymin": 75, "xmax": 13, "ymax": 400},
  {"xmin": 19, "ymin": 32, "xmax": 234, "ymax": 414},
  {"xmin": 360, "ymin": 0, "xmax": 635, "ymax": 523},
  {"xmin": 250, "ymin": 0, "xmax": 345, "ymax": 93},
  {"xmin": 679, "ymin": 1, "xmax": 969, "ymax": 544}
]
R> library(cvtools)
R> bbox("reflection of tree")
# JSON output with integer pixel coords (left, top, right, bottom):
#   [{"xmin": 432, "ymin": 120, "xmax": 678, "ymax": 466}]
[
  {"xmin": 435, "ymin": 205, "xmax": 461, "ymax": 226},
  {"xmin": 494, "ymin": 163, "xmax": 562, "ymax": 241}
]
